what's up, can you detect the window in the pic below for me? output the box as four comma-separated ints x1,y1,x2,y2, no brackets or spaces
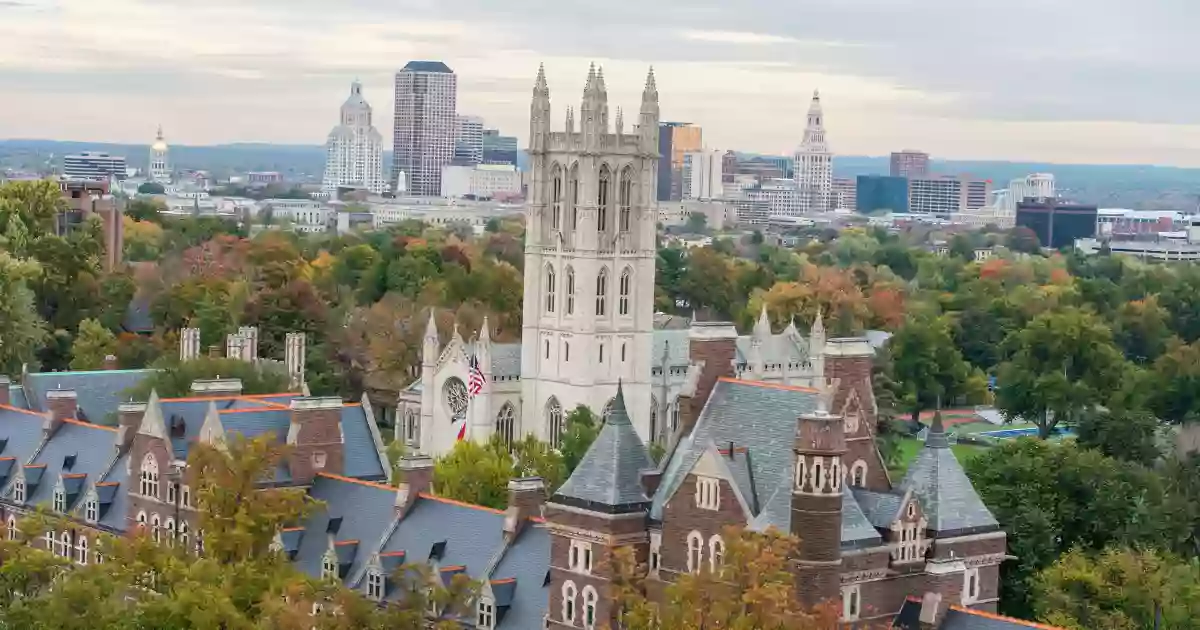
312,451,327,470
545,264,557,313
76,535,88,565
545,340,550,359
84,497,98,523
595,269,608,316
136,511,147,531
619,169,632,233
598,166,611,233
569,540,593,574
167,482,178,506
649,397,658,442
53,487,66,513
561,581,577,624
477,598,495,628
709,535,724,573
695,477,720,511
6,515,16,541
13,477,25,503
179,521,189,552
496,404,516,447
649,531,662,576
813,459,824,493
621,343,626,362
963,568,980,604
565,342,570,362
59,531,71,558
907,502,917,518
404,410,420,447
570,167,580,230
582,586,598,629
598,344,604,364
552,167,563,231
618,268,631,315
196,529,205,556
842,584,861,620
850,460,867,487
566,267,576,315
165,518,176,545
546,398,564,449
150,514,161,543
686,531,703,574
321,551,338,580
366,569,384,601
140,453,159,498
43,531,53,554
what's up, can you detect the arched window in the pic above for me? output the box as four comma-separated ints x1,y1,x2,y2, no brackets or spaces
53,487,66,512
565,342,571,362
135,511,147,532
686,531,704,574
619,267,632,315
595,268,608,316
404,409,420,447
582,585,598,629
670,401,680,434
496,403,516,447
13,476,24,503
650,396,658,442
545,264,556,313
619,167,633,233
150,514,162,543
59,531,71,558
597,166,611,233
140,453,159,498
165,518,176,545
178,521,190,552
367,569,385,601
850,460,868,487
843,584,862,620
85,496,99,523
569,165,580,230
709,535,725,573
546,398,564,448
322,550,338,580
6,515,16,541
561,581,577,624
565,267,576,315
551,165,563,230
76,535,89,565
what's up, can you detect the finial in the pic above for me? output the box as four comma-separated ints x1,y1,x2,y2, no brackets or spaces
534,63,548,94
596,65,606,92
615,107,624,133
585,62,596,92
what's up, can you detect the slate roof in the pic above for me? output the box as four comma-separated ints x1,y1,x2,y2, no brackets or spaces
553,383,654,514
26,420,120,509
6,385,29,410
25,369,156,425
899,413,999,537
733,334,810,366
489,525,550,629
852,488,904,529
295,475,397,581
841,488,884,548
651,330,692,368
402,60,454,73
893,599,1060,630
96,453,130,530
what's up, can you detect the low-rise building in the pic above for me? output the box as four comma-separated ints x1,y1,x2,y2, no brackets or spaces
440,164,522,200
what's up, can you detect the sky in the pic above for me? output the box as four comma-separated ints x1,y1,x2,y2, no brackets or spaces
2,0,1198,166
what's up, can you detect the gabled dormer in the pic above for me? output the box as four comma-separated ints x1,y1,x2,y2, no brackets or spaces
477,577,518,629
0,456,15,490
275,526,304,560
20,464,46,502
6,463,27,504
362,550,407,601
53,472,87,513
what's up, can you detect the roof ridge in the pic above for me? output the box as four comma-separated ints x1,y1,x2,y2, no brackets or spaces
62,417,118,432
417,492,506,515
715,377,819,394
316,472,396,493
948,606,1063,629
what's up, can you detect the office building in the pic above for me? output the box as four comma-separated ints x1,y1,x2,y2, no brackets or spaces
1016,199,1098,249
482,129,519,165
831,177,857,211
454,115,484,164
908,176,991,218
955,173,1056,229
681,149,724,200
149,126,171,184
58,179,122,271
440,163,521,199
889,150,930,178
793,90,833,212
856,175,910,214
657,122,702,201
721,151,738,183
63,152,127,182
247,172,283,185
322,80,386,195
392,61,457,196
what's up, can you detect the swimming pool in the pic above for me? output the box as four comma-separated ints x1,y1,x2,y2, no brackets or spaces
979,426,1074,440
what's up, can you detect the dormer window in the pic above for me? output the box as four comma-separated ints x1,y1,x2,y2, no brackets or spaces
53,487,66,512
366,569,384,601
13,476,25,503
321,550,338,580
85,497,98,523
695,477,720,511
477,598,495,629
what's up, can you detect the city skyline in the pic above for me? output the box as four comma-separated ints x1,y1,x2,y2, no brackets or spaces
2,0,1197,166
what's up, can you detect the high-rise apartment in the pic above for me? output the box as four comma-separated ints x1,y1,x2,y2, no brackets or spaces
907,175,992,218
322,81,386,195
63,152,127,182
889,150,930,178
793,90,832,212
682,149,724,200
454,115,484,165
831,177,857,211
656,122,702,201
481,128,519,165
392,61,457,196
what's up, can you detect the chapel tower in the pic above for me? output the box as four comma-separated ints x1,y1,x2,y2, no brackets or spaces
520,64,660,444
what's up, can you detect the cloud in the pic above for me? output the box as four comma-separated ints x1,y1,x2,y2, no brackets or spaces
2,0,1199,166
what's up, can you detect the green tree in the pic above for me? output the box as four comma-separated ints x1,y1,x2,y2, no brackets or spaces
1112,296,1173,364
126,198,165,222
69,318,118,370
1034,546,1200,630
0,253,48,375
484,217,501,233
136,182,166,195
684,212,709,235
434,437,528,510
996,308,1130,438
0,179,62,258
1075,407,1162,467
124,356,290,401
560,405,601,474
1150,341,1200,424
887,314,984,424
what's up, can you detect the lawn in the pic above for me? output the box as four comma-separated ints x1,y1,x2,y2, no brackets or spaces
888,437,989,479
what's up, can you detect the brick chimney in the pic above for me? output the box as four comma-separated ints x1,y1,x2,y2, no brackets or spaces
504,477,545,538
44,389,78,435
102,354,119,370
675,322,738,437
286,397,345,485
118,402,147,452
394,454,434,517
0,375,10,407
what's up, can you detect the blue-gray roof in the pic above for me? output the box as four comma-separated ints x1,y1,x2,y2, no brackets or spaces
6,385,28,410
97,453,130,530
841,488,884,548
25,369,155,425
295,475,396,581
0,407,50,499
733,334,810,367
402,60,453,73
26,421,119,509
377,495,507,586
489,343,521,378
490,525,550,629
940,608,1043,629
553,385,653,513
900,418,999,537
652,330,692,368
852,487,904,529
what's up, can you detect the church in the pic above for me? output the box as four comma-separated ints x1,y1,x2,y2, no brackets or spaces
397,65,830,455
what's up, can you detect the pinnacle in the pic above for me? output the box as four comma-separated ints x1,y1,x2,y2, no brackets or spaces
596,65,607,92
585,62,596,93
534,63,548,94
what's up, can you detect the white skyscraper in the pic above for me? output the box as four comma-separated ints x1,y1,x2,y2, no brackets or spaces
322,80,386,195
149,126,171,184
793,90,832,212
682,149,724,200
454,115,484,164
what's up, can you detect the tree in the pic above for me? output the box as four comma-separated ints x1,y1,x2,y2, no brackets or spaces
1075,407,1162,467
0,179,62,258
125,198,165,222
560,405,601,474
484,218,501,233
1112,296,1173,364
996,309,1130,438
1034,546,1200,630
0,253,48,375
965,440,1182,619
1006,226,1041,254
433,435,564,509
611,526,841,630
124,356,290,401
123,216,165,261
69,318,118,370
137,182,166,195
886,314,984,424
684,212,709,235
1150,341,1200,424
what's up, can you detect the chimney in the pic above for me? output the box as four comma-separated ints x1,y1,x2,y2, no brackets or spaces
285,332,307,391
286,397,345,485
118,402,147,451
394,454,434,517
208,345,221,358
504,477,545,538
0,375,10,407
190,378,244,398
44,389,78,435
675,322,738,436
919,592,944,628
102,355,119,370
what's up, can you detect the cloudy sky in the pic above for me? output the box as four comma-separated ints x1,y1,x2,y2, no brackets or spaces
2,0,1196,165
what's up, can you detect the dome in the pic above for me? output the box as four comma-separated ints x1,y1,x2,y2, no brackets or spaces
151,125,169,152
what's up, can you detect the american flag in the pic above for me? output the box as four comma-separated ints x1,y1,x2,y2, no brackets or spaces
468,354,486,397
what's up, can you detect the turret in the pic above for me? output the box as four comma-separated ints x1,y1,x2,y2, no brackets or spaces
638,67,660,154
422,309,440,367
530,64,551,152
790,390,846,608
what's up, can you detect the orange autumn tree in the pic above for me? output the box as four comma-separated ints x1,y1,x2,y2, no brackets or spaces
610,526,852,630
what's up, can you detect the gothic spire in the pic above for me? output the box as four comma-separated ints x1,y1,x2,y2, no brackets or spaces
534,62,548,96
584,62,596,95
479,315,491,344
925,409,948,449
642,66,658,102
812,306,825,336
424,308,438,341
754,304,771,339
595,65,607,94
615,107,624,134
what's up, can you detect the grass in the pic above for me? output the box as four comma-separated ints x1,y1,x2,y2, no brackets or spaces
888,436,990,479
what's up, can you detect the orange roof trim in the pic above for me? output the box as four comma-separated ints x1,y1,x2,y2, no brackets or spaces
0,456,15,461
717,377,819,394
490,577,516,584
417,492,506,516
0,403,46,418
439,564,466,572
949,606,1063,630
96,481,119,487
62,417,119,432
379,550,406,558
24,464,46,468
316,472,395,493
62,473,88,479
280,526,305,532
335,539,360,547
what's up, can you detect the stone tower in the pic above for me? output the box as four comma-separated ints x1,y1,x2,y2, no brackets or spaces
520,64,660,444
149,125,171,185
793,90,832,213
790,394,846,608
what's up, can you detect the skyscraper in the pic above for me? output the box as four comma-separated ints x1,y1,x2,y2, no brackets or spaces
149,126,171,185
322,80,386,195
454,115,484,165
392,61,457,196
481,129,519,165
682,149,724,200
63,152,127,182
793,91,832,212
656,122,702,201
889,150,930,178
